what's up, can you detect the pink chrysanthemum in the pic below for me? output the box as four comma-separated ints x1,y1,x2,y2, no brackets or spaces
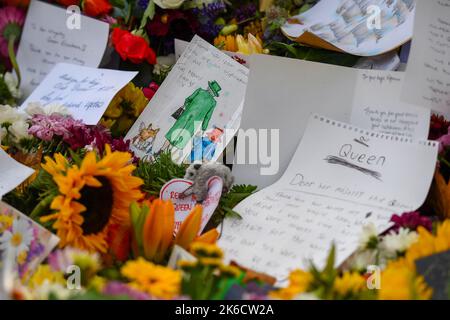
0,6,25,58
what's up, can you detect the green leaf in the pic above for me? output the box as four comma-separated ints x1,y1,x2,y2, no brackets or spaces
139,0,155,31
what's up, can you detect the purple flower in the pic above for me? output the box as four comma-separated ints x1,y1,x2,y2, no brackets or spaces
102,282,152,300
390,212,433,232
235,3,257,23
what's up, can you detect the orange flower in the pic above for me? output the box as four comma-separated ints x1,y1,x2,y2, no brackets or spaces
175,205,203,250
142,200,175,262
195,229,219,244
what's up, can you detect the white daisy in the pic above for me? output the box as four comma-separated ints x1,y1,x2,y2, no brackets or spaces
380,228,418,259
0,217,34,259
358,223,379,250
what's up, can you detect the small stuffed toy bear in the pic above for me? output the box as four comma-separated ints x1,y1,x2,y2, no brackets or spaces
181,163,234,203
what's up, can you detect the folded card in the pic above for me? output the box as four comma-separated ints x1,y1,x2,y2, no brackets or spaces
0,149,34,199
0,201,59,282
282,0,415,56
232,55,430,188
125,35,248,164
401,0,450,119
20,63,138,125
16,0,109,98
220,114,438,283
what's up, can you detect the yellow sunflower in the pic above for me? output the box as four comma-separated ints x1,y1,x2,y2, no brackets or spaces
41,145,143,253
379,263,432,300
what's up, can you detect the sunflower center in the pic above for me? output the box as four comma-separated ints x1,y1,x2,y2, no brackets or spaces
11,233,23,247
79,176,114,235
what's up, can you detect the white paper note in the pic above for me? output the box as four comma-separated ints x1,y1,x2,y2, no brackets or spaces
0,149,34,198
352,70,430,139
16,0,109,98
126,36,248,164
401,0,450,118
282,0,415,56
232,55,430,188
20,63,138,125
220,114,438,282
174,38,250,67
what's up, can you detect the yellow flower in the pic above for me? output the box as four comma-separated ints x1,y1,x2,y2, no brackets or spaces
219,265,242,278
333,272,366,297
190,242,223,259
177,260,198,269
269,269,313,300
379,264,432,300
17,250,28,265
102,83,148,134
28,265,65,289
0,214,13,232
121,257,181,299
198,257,223,267
41,145,143,253
88,276,107,292
214,35,238,52
403,220,450,267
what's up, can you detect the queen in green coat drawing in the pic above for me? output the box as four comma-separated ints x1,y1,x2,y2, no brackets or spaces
165,81,222,150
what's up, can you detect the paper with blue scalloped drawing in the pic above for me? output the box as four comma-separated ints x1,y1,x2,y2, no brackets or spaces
220,114,438,284
282,0,415,56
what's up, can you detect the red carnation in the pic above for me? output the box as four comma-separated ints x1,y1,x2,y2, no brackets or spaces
112,28,157,65
83,0,112,17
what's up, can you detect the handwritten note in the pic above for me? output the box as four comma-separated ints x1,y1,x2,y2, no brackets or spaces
232,55,430,189
126,36,248,164
402,0,450,119
220,114,438,283
16,0,109,98
352,70,430,140
0,149,34,198
20,63,138,125
175,38,249,67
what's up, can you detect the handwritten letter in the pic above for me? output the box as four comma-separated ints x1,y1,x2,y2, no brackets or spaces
352,70,430,140
220,114,438,282
20,63,138,125
402,0,450,118
16,0,109,98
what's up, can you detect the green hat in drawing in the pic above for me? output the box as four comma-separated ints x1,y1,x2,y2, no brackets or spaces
208,81,222,97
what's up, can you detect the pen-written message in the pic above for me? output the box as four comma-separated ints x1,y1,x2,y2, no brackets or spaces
402,0,450,118
352,70,430,140
20,63,137,125
16,0,109,97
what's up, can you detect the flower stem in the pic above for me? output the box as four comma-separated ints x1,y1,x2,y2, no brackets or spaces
29,194,54,221
8,35,21,87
